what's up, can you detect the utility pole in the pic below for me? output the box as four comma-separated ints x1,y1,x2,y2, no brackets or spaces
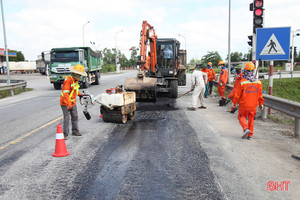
227,0,231,83
1,0,13,95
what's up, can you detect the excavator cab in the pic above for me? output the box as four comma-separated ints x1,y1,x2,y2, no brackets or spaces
155,39,180,77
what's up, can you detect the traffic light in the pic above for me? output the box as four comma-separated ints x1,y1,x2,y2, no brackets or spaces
248,35,253,47
253,0,264,33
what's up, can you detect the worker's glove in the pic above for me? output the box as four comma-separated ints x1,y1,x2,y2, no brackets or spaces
219,83,223,87
67,105,73,111
259,105,264,110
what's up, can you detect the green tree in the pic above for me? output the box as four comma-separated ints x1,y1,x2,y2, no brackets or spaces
189,58,201,65
102,48,116,65
119,52,130,68
295,50,300,62
226,51,243,62
129,46,138,67
201,51,222,67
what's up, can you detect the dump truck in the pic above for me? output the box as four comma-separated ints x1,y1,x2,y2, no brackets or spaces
177,49,187,86
47,47,102,90
124,20,185,102
36,52,50,75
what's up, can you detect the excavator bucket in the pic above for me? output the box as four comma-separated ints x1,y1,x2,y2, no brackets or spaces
124,72,157,102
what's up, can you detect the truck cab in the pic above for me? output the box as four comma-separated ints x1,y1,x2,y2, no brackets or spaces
49,47,102,90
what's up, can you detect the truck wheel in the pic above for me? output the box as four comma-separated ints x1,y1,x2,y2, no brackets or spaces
128,112,135,120
53,83,61,90
82,76,89,88
95,71,101,85
169,80,178,98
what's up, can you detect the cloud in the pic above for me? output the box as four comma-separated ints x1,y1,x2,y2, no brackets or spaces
1,0,300,63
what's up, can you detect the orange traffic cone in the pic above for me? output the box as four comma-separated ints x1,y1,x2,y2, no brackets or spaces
52,123,69,157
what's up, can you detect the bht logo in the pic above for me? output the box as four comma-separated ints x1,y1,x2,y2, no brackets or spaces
267,181,290,191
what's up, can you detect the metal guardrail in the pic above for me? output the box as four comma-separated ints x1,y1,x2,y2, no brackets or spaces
0,80,27,95
213,81,300,138
259,71,300,79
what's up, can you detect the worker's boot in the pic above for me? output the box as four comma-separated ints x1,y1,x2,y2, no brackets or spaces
188,107,196,111
72,132,82,136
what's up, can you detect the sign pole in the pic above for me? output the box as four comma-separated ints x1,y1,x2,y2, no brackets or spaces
268,60,274,115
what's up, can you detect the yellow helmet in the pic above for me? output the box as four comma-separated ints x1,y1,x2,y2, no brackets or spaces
70,64,87,76
208,62,212,65
218,61,225,65
244,62,255,71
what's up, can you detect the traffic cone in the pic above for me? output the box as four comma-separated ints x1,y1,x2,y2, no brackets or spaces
52,123,69,157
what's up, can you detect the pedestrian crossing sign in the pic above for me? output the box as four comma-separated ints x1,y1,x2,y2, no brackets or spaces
256,27,291,61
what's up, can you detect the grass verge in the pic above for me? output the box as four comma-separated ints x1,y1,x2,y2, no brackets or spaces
260,78,300,103
0,88,33,99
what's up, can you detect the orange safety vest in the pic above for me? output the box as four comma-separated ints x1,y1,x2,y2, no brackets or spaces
233,79,264,111
209,68,216,81
228,72,244,99
218,67,228,85
60,76,82,106
201,68,211,81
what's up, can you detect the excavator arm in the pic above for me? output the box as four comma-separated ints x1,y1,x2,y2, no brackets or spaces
124,20,158,102
138,20,157,74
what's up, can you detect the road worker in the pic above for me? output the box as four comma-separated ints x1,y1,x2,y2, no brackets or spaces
207,62,216,95
232,62,264,140
188,64,208,111
60,64,86,140
218,61,228,102
201,63,210,98
228,65,244,112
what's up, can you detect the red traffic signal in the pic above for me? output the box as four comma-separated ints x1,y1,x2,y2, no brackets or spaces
253,0,264,33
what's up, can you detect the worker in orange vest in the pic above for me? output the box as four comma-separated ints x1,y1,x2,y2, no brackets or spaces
207,62,216,95
201,63,211,98
233,62,264,140
218,61,228,100
60,64,86,140
228,65,244,112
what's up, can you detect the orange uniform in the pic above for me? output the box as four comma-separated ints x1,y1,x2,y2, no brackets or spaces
209,68,216,82
218,67,228,98
233,79,264,137
228,72,244,100
60,76,82,107
201,68,210,79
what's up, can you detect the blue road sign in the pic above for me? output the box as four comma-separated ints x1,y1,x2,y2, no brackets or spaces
256,27,290,61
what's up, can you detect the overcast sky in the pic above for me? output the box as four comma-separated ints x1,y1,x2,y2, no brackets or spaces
1,0,300,62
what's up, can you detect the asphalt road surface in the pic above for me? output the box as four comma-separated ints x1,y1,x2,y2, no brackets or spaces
0,71,299,200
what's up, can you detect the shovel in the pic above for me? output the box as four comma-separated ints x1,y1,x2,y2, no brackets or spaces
167,89,193,107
